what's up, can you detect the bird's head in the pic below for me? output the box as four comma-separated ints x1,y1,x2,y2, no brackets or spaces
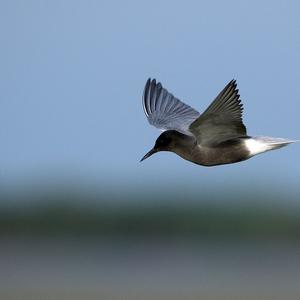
140,131,173,162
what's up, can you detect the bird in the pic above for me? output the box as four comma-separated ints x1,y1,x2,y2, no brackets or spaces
140,78,297,167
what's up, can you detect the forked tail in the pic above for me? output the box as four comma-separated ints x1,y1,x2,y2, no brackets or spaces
245,136,298,156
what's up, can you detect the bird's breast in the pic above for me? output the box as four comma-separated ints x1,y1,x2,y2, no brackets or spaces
188,139,250,166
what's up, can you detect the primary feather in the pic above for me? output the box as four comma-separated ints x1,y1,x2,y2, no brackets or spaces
143,78,200,135
189,80,247,146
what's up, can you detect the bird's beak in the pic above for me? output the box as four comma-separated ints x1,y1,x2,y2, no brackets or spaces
140,148,157,162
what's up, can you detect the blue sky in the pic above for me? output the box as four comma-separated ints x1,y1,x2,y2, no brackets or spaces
1,1,299,196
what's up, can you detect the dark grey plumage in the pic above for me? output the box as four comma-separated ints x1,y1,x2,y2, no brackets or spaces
143,78,200,135
141,78,295,166
189,79,247,146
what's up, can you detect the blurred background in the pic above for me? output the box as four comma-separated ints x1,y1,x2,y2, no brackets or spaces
1,0,300,299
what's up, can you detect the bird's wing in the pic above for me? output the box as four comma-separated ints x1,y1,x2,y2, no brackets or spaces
189,80,247,146
143,78,200,135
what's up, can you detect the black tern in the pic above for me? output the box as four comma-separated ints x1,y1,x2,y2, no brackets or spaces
141,78,296,166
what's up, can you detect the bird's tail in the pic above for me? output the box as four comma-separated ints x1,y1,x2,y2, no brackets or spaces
252,136,298,151
244,136,297,156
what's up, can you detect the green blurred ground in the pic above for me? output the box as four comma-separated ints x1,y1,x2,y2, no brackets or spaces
1,187,300,300
1,187,300,239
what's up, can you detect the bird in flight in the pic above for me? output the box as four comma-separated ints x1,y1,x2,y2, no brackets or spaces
141,78,296,166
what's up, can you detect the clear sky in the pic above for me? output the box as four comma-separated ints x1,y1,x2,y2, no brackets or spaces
1,1,299,197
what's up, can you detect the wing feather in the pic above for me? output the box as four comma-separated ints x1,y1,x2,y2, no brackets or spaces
189,80,247,146
142,78,200,135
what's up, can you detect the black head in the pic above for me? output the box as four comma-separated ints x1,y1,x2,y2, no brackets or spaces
140,131,173,162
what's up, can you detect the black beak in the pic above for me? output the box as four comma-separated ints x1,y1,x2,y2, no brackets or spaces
140,148,157,162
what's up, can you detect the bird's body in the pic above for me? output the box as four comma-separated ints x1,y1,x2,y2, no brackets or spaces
141,79,296,167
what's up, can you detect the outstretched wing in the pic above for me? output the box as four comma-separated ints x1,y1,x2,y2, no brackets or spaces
143,78,200,135
189,80,247,146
